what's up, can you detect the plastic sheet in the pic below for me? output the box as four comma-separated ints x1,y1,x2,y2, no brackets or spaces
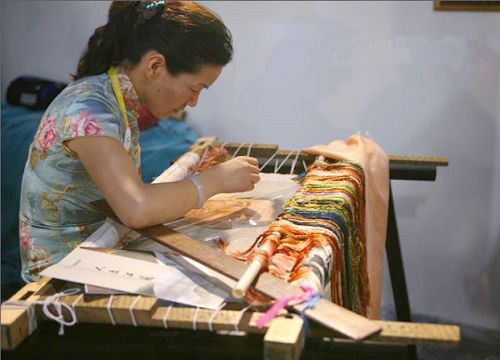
126,173,301,255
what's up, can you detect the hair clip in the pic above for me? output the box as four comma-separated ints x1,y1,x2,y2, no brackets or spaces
136,0,165,27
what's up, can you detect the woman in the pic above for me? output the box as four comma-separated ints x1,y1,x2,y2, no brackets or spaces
19,1,260,282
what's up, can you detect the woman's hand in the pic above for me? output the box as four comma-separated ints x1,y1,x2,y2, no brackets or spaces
202,156,260,194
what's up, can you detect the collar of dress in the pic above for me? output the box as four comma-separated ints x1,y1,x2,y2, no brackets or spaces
115,66,142,120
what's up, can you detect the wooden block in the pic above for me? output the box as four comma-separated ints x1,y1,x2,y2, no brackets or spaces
1,307,30,350
1,277,54,350
264,315,304,360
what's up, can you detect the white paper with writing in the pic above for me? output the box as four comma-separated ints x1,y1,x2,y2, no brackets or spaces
41,247,229,309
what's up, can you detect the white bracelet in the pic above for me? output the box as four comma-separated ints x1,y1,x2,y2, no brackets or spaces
185,175,205,208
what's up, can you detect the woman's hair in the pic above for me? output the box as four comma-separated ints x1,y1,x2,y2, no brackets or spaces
73,1,233,80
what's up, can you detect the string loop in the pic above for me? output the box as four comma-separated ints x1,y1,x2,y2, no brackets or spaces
256,283,318,329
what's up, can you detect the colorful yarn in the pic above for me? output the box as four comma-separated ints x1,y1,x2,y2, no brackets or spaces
190,147,370,315
193,145,231,173
232,158,370,315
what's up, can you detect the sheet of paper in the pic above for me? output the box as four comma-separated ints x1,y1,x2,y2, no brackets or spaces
125,239,239,294
210,172,300,200
41,247,229,309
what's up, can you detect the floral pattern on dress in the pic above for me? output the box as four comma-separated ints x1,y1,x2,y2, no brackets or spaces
19,221,32,253
28,246,52,278
70,110,103,137
30,114,58,170
34,114,58,152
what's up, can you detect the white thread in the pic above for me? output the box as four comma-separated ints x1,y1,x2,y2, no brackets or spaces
208,302,226,332
192,306,200,331
274,158,279,173
234,304,252,332
246,143,253,156
107,295,116,326
163,304,173,329
220,141,228,151
302,160,308,173
275,151,294,174
129,295,141,327
2,301,37,335
42,288,80,335
71,293,84,323
290,151,300,175
259,151,278,172
231,143,247,159
4,288,80,336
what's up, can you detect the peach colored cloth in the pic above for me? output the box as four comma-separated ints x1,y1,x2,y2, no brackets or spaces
303,135,389,319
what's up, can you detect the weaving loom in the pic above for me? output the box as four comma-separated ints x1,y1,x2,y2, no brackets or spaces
1,141,457,360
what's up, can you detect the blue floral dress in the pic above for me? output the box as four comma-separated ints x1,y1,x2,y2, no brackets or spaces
19,68,142,282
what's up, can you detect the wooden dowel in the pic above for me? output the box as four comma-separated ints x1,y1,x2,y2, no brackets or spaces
232,259,263,298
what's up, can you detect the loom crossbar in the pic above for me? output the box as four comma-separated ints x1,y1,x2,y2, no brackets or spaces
1,277,460,353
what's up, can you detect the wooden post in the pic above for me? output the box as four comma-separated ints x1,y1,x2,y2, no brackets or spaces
264,315,304,360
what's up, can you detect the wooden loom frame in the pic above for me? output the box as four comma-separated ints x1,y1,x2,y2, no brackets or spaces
1,144,455,360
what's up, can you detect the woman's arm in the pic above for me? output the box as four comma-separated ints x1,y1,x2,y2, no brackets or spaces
68,136,259,229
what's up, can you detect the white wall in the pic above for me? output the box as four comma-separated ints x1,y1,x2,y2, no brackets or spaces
2,1,499,330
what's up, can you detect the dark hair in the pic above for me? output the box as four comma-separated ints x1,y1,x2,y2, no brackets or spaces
73,1,233,80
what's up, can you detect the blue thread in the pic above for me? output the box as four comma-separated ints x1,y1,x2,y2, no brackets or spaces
299,292,321,335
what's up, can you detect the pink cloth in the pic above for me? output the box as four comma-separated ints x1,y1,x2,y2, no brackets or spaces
303,135,389,319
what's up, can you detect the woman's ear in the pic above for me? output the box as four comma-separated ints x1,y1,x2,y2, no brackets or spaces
143,51,167,80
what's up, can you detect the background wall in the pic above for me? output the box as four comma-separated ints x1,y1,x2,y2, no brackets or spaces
1,1,499,330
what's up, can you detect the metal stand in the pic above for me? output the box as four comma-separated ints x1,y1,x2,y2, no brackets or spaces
386,164,440,360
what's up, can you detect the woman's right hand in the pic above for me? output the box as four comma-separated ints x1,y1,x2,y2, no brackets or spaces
206,156,260,194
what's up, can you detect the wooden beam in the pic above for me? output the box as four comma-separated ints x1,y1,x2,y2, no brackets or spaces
215,142,448,167
91,200,382,341
1,277,460,351
434,0,500,12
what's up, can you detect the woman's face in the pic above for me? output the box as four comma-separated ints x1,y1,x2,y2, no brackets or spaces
136,55,223,119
